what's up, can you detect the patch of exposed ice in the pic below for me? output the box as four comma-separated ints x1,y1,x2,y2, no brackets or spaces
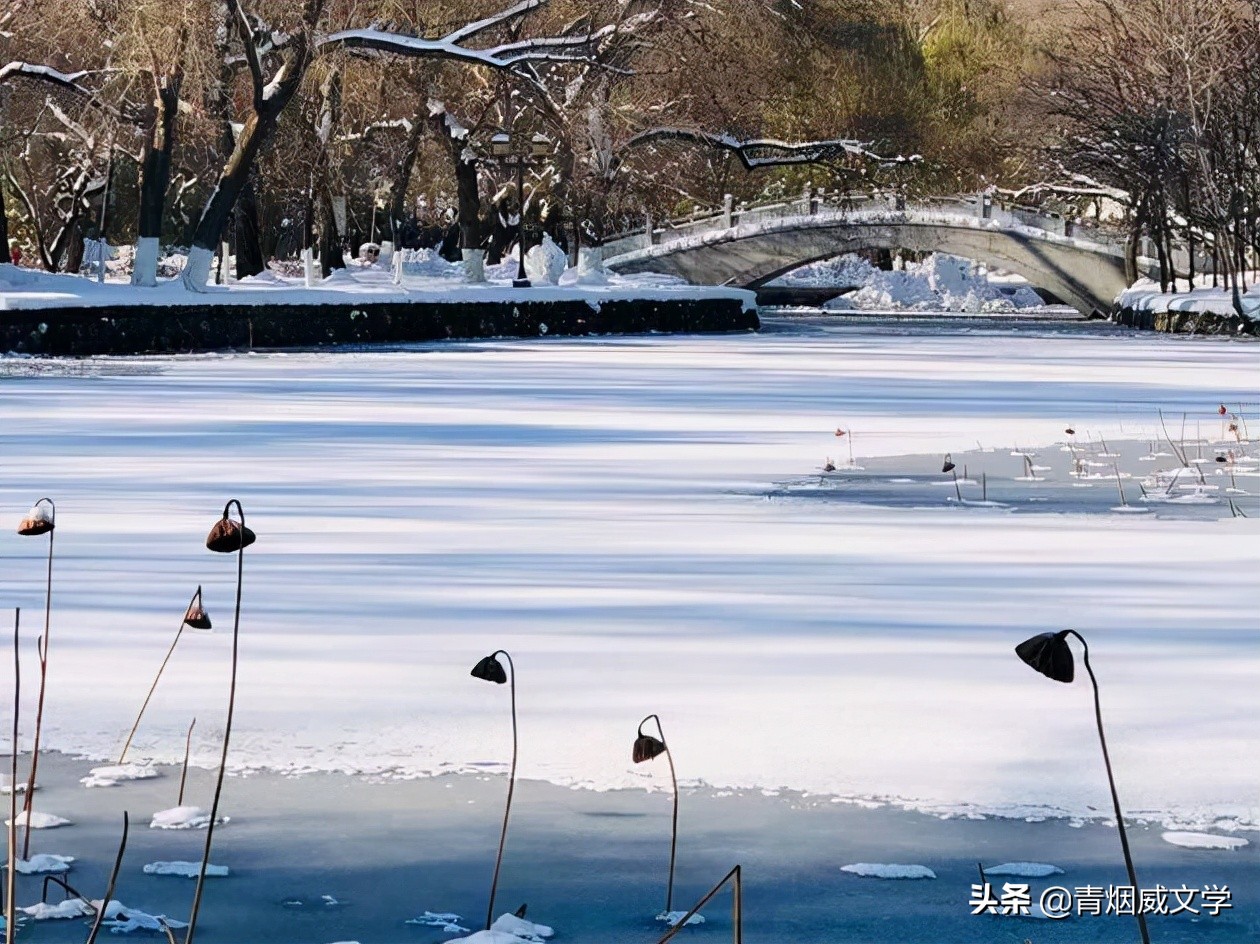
142,861,230,878
841,863,936,879
984,862,1065,877
1162,831,1248,850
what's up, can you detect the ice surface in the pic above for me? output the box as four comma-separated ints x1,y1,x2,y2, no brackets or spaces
406,911,470,932
657,910,706,926
841,863,937,879
1161,831,1249,850
0,315,1256,831
142,860,230,877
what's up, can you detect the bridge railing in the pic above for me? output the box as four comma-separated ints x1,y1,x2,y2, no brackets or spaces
600,191,1140,261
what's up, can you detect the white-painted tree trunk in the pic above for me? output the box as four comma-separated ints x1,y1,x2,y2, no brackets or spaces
303,247,316,287
131,237,160,287
180,246,215,292
462,248,485,283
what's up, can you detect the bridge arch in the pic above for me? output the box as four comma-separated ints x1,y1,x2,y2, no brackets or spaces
606,213,1136,315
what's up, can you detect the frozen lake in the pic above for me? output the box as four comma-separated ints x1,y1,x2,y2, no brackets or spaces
0,313,1256,882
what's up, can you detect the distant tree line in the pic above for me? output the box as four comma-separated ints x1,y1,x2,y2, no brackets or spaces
12,0,1251,303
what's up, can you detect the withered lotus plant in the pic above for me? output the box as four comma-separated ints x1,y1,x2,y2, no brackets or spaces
186,501,251,944
16,498,55,859
633,714,680,915
118,587,211,765
470,649,517,931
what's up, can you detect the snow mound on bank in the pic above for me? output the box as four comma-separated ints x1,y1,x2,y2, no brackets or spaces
788,253,1049,312
6,810,71,828
984,862,1065,877
143,861,230,878
841,862,936,879
1162,831,1248,850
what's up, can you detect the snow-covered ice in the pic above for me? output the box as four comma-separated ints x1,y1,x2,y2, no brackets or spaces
81,764,160,788
1161,831,1249,850
5,810,71,828
19,898,95,919
92,900,189,933
12,853,75,874
142,860,230,877
0,315,1256,832
841,863,937,879
983,861,1065,877
656,910,705,927
406,911,470,932
150,805,227,829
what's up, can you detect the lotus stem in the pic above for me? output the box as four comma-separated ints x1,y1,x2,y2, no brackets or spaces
178,719,196,807
118,588,204,765
186,502,247,944
21,505,55,860
5,610,20,942
84,812,128,944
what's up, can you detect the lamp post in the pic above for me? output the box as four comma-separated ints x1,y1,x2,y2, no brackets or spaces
1014,629,1150,944
633,714,680,916
471,649,517,931
490,131,552,288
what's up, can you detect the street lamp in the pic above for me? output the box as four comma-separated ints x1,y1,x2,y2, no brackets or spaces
490,131,552,288
633,714,680,916
471,649,517,930
1014,629,1149,944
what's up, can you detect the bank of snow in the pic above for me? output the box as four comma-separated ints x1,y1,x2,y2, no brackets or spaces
1118,276,1260,319
0,260,754,313
773,252,1050,313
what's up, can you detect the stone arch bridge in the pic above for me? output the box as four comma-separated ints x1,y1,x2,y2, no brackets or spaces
604,196,1159,315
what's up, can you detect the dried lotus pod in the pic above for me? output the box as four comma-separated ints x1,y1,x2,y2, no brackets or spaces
183,591,212,631
205,516,256,553
941,453,956,473
17,500,55,536
633,733,667,764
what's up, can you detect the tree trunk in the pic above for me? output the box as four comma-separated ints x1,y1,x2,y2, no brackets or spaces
234,174,266,278
0,177,10,264
132,78,181,286
454,154,480,251
388,116,425,245
318,187,344,277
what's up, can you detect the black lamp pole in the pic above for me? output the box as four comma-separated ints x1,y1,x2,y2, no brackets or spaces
633,714,679,914
1015,629,1150,944
512,157,529,287
471,649,517,931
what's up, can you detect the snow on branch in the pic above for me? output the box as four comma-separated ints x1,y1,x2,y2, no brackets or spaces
319,0,601,69
612,128,919,175
0,61,142,125
998,172,1128,203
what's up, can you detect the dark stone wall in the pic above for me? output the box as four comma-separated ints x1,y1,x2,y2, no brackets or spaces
1,298,760,356
1112,306,1257,336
